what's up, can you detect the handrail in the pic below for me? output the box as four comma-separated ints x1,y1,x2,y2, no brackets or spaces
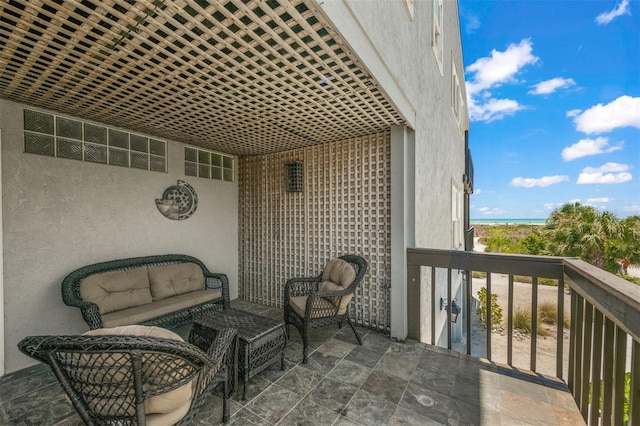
563,257,640,342
406,247,640,426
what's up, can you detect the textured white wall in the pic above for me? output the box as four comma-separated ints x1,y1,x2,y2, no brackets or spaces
321,0,468,249
320,0,469,340
1,99,238,373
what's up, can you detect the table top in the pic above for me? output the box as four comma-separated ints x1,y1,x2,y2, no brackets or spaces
194,308,284,341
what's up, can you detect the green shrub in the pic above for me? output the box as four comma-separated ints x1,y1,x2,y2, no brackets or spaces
513,307,531,333
472,271,487,279
476,287,503,327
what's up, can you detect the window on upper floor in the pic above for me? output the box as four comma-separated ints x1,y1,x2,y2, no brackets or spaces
432,0,444,75
451,59,465,131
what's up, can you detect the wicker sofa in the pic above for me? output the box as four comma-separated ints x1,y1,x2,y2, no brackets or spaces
61,254,230,330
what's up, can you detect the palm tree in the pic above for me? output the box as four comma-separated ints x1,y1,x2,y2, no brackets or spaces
541,203,624,272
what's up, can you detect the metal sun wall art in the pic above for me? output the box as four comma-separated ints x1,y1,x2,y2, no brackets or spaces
156,180,198,220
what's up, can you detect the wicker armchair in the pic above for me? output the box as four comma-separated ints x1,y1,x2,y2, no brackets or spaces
284,254,368,363
18,325,238,425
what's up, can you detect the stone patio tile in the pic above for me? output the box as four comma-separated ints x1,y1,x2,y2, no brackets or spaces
245,384,303,424
307,377,359,413
452,375,500,410
410,365,455,396
334,325,369,345
0,382,76,425
361,369,408,404
231,375,272,403
499,373,550,403
327,359,372,387
275,365,323,396
552,404,585,425
227,407,273,425
333,416,365,426
315,338,356,359
399,381,452,424
499,390,558,426
191,394,243,425
375,347,421,381
546,386,579,408
345,344,386,368
303,350,342,374
343,390,397,425
258,359,296,383
362,331,393,352
388,406,443,425
284,341,303,363
278,398,340,426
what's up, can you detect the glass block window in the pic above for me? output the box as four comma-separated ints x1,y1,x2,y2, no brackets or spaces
185,146,235,182
23,109,166,173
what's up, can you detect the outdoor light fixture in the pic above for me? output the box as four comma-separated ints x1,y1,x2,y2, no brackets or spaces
440,298,461,323
286,161,304,192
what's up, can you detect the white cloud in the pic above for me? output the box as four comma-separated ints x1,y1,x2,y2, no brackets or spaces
544,202,564,210
572,96,640,134
577,162,633,184
529,78,576,95
596,0,631,25
469,98,523,122
466,39,539,122
566,109,581,118
477,207,508,216
586,197,612,204
561,137,623,161
511,175,570,188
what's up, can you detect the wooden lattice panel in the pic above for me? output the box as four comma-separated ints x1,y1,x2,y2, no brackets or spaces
239,131,391,331
0,0,404,156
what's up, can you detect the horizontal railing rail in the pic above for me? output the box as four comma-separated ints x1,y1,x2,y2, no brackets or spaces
407,248,639,426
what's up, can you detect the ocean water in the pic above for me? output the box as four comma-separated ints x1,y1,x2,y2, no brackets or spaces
471,218,546,225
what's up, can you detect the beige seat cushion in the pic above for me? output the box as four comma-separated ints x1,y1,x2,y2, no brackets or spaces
148,263,205,301
101,289,221,328
289,295,339,319
80,267,152,314
84,325,194,424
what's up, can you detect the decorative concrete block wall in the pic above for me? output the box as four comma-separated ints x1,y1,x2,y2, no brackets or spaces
239,131,391,331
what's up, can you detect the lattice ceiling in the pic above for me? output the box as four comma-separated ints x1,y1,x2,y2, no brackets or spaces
0,0,404,156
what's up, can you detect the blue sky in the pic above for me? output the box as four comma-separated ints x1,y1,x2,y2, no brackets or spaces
459,0,640,219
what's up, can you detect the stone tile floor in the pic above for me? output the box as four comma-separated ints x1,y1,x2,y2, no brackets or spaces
0,299,584,425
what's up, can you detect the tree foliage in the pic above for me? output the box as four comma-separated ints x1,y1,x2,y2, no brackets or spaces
524,203,640,274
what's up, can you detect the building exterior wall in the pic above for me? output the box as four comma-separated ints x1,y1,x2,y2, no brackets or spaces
0,99,239,373
320,0,469,341
238,132,391,331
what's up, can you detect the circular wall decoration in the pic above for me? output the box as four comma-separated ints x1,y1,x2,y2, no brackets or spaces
155,180,198,220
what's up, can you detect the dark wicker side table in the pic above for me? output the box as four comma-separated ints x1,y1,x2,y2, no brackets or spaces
189,308,287,400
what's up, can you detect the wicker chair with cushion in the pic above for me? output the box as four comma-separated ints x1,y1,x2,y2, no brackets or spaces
284,254,368,363
18,325,238,425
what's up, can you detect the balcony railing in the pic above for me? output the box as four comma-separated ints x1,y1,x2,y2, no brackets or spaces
407,248,640,426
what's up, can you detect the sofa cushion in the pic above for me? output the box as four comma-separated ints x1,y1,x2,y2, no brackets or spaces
84,325,194,421
148,263,205,301
321,258,356,289
80,267,152,314
101,289,222,328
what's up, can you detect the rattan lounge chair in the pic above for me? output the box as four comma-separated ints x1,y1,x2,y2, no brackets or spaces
284,254,368,363
18,325,238,425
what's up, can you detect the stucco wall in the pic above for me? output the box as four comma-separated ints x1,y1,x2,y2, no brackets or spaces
1,99,239,373
320,0,469,341
321,0,468,250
